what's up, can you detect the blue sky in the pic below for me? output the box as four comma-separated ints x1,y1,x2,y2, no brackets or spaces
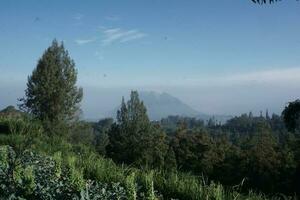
1,0,300,117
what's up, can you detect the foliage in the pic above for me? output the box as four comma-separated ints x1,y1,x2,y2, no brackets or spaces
107,91,168,168
125,173,137,200
93,118,113,155
171,128,217,175
19,39,83,135
0,145,128,200
1,114,290,200
0,115,43,136
69,121,95,146
159,115,204,134
163,146,177,171
282,99,300,132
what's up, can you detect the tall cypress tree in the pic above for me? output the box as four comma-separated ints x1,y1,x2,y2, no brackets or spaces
19,39,83,135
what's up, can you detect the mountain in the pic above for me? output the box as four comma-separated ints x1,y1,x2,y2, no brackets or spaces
108,91,201,121
139,91,201,120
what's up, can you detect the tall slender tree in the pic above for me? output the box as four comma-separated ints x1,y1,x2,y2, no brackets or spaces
107,91,167,168
19,39,83,135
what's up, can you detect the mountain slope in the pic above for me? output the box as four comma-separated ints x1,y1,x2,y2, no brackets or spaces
108,91,200,120
139,91,200,120
107,91,232,122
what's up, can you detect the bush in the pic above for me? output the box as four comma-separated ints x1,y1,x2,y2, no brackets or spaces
0,145,128,200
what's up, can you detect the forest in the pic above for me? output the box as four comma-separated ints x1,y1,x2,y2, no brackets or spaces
0,40,300,200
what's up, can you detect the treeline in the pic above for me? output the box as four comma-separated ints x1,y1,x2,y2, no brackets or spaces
2,39,299,198
90,93,300,196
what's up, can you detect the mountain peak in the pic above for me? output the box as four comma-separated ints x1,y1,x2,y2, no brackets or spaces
137,91,199,120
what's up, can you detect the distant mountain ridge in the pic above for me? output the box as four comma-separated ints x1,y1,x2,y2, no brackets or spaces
108,91,232,122
139,91,199,120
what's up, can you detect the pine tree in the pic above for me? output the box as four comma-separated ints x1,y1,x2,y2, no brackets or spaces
19,39,83,135
107,91,167,168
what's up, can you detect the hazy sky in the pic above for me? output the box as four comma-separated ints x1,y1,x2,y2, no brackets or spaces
0,0,300,118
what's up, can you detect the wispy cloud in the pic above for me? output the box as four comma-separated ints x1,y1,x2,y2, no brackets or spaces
101,28,147,46
74,13,84,20
75,38,96,45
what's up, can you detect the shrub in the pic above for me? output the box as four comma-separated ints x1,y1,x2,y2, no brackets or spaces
0,145,131,199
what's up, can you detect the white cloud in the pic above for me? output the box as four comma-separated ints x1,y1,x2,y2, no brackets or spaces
101,28,147,46
120,32,146,42
74,27,147,46
75,38,96,45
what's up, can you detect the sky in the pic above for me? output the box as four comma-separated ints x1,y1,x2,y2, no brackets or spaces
0,0,300,119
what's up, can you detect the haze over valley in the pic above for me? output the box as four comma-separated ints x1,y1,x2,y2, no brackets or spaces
1,73,299,120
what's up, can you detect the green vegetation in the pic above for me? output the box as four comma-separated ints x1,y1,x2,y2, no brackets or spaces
0,116,286,200
18,40,83,135
107,91,168,168
1,40,299,199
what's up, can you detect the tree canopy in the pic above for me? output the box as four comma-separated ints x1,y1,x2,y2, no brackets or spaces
107,91,167,168
282,100,300,132
19,39,83,135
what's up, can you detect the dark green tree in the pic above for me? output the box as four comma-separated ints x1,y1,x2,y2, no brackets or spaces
242,130,281,193
172,126,217,175
69,121,94,145
107,91,167,168
281,102,300,194
164,146,177,171
282,100,300,132
93,118,114,155
19,39,83,135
